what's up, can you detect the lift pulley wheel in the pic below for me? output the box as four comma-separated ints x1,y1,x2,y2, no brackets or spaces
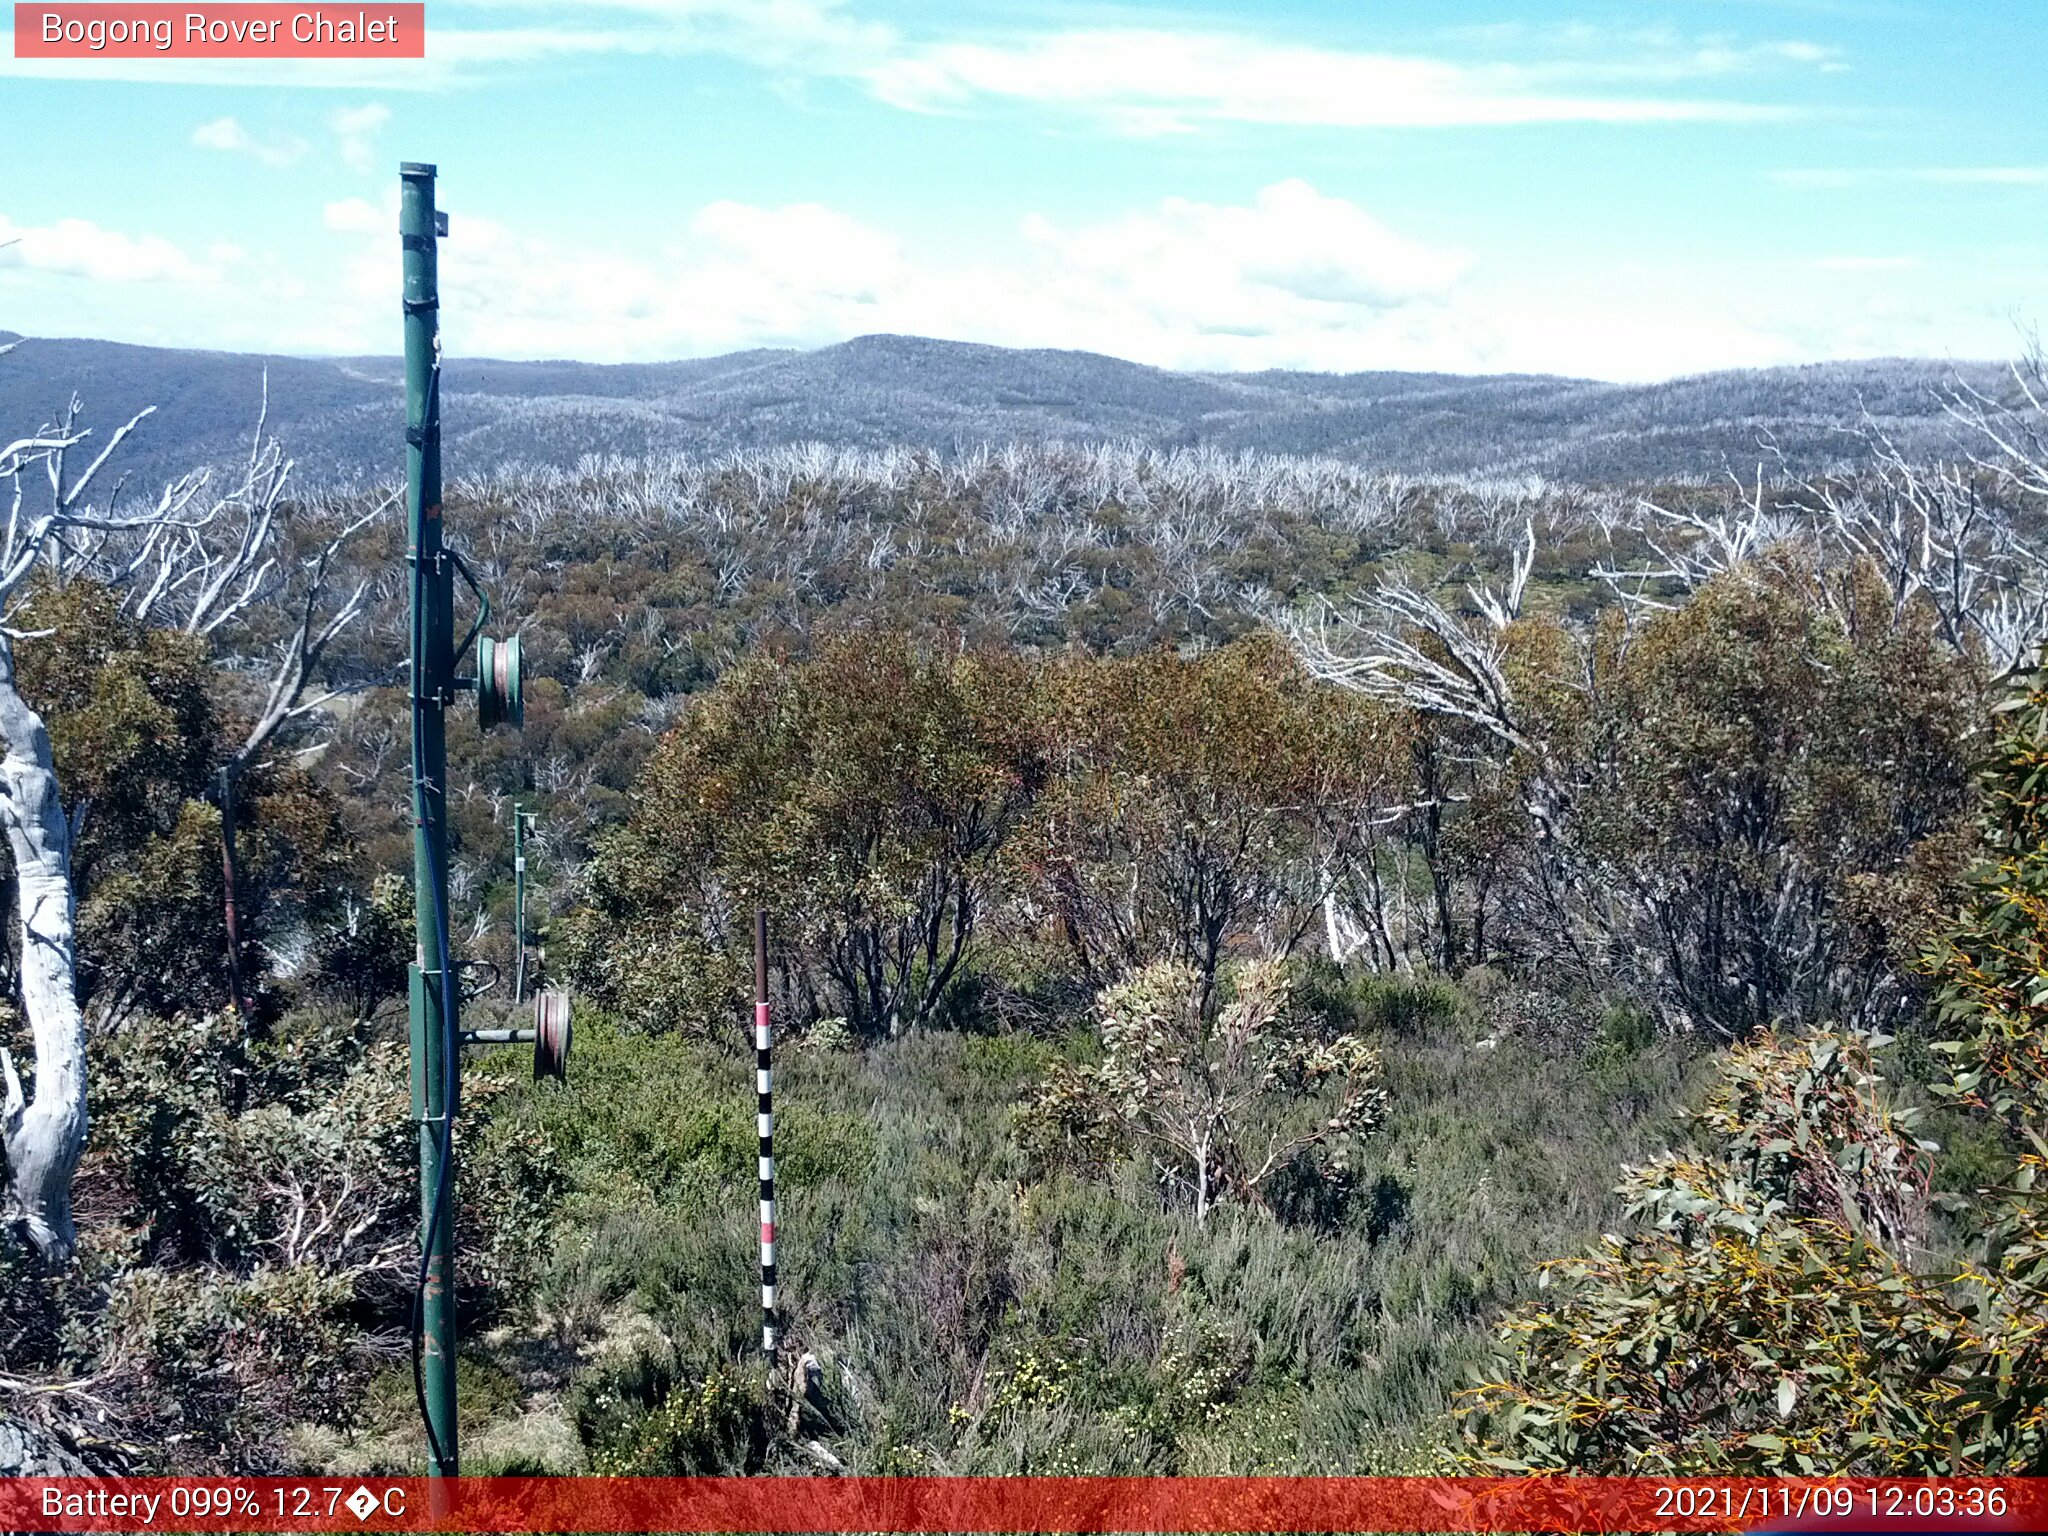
478,634,524,730
534,989,572,1082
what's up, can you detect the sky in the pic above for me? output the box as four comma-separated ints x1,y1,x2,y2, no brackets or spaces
0,0,2043,381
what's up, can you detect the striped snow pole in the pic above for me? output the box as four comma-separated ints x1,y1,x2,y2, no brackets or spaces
754,908,778,1359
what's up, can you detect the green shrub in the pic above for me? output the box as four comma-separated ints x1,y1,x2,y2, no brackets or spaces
22,1004,566,1471
95,1262,370,1472
1585,997,1656,1068
1354,975,1467,1036
1017,960,1387,1223
570,1352,762,1475
485,1011,1708,1477
308,872,412,1021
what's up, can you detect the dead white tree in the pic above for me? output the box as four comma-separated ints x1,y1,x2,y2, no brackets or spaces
0,377,391,1253
0,396,201,1257
118,385,395,746
1469,518,1536,630
1595,359,2048,671
1787,426,2048,671
1591,462,1799,609
1275,568,1564,975
90,394,396,1022
1945,347,2048,502
1285,577,1536,759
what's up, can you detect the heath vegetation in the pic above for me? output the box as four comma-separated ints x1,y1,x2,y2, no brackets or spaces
2,345,2046,1476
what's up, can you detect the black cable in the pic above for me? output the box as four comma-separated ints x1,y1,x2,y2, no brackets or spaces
408,353,460,1474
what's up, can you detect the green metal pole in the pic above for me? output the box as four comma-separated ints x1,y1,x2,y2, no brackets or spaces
513,806,527,1005
401,160,459,1479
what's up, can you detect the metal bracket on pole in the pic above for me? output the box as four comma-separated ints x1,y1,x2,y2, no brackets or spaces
461,1028,536,1046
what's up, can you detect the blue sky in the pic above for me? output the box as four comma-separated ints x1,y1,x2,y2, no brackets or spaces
1,0,2043,379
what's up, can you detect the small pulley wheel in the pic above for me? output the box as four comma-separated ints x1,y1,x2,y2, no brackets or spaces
478,633,524,730
534,989,572,1081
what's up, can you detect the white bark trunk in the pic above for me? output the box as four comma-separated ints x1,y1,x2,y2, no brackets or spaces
0,633,85,1260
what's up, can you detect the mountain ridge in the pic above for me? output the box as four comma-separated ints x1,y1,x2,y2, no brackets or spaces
0,330,2007,488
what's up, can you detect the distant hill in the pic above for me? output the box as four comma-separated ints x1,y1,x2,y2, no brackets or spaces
0,330,2007,489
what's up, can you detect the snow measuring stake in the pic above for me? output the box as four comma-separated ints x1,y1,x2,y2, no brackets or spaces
402,162,564,1478
756,909,778,1359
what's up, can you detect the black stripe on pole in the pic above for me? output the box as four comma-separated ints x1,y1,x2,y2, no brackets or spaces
755,908,777,1359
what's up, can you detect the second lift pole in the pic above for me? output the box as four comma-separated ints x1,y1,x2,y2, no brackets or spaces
514,806,534,1004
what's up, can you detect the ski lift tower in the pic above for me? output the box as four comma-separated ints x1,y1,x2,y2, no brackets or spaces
400,161,567,1478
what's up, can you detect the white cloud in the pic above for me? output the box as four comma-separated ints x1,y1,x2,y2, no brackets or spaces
1009,181,1468,352
25,171,2003,381
191,116,307,167
1493,27,1846,83
286,178,2004,381
414,0,893,76
862,28,1793,132
690,200,904,303
1764,40,1837,65
0,214,222,283
299,179,1479,371
1679,38,1844,73
323,196,391,234
6,7,1815,135
0,55,446,87
345,196,910,356
330,103,391,171
1457,293,1814,381
189,117,245,151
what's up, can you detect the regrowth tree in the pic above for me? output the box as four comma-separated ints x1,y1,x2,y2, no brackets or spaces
1018,959,1388,1224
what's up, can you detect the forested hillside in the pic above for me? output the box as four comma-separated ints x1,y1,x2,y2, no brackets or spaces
2,347,2046,1477
0,329,2011,490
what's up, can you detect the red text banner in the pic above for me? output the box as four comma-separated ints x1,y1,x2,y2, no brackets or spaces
14,4,425,58
0,1476,2039,1533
